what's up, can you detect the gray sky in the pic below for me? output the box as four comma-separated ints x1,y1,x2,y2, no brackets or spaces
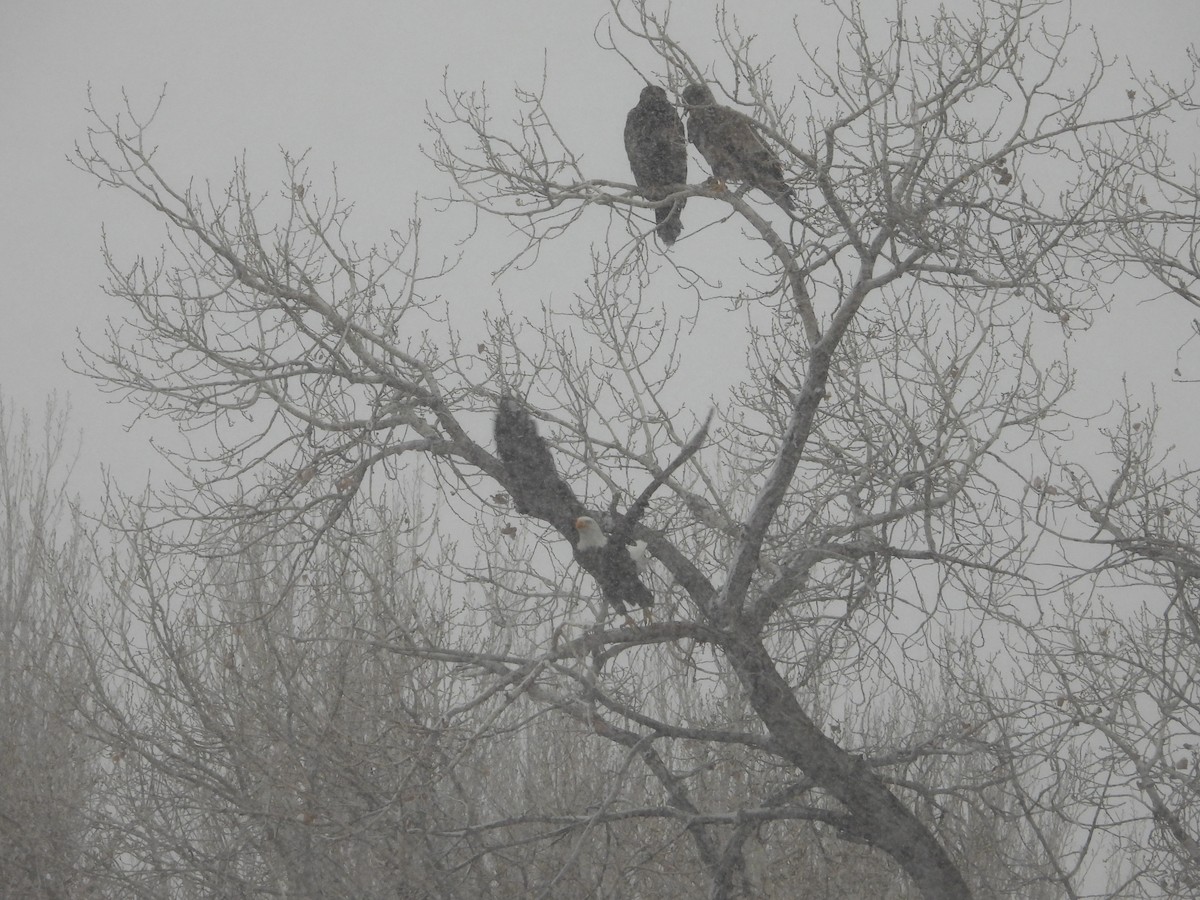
1,1,1197,498
1,0,603,493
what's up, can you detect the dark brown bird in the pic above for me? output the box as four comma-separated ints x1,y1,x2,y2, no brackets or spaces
681,82,795,211
624,85,688,245
493,394,583,534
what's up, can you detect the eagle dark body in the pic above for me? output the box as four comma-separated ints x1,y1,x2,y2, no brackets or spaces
624,85,688,245
681,83,795,212
577,548,652,615
493,395,583,534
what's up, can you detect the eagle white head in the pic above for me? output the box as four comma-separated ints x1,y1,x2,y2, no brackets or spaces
574,516,609,550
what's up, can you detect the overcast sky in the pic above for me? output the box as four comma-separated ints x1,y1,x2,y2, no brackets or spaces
1,1,1197,501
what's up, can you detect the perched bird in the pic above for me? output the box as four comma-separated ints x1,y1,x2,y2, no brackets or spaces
574,516,654,619
493,394,583,534
624,85,689,245
493,394,691,623
681,82,795,211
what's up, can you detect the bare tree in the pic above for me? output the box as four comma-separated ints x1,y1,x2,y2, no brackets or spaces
72,507,478,898
964,396,1200,897
0,394,98,898
70,1,1200,896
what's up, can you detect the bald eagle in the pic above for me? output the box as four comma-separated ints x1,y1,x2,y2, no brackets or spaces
493,398,654,621
574,516,654,619
493,397,717,624
624,85,688,245
681,83,795,211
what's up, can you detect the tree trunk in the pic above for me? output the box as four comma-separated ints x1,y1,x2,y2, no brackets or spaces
721,625,973,900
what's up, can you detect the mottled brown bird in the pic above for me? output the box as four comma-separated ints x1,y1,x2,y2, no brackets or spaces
624,85,688,245
681,82,795,211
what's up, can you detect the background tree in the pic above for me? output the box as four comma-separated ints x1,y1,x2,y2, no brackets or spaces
72,506,477,897
69,1,1200,896
0,394,98,898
